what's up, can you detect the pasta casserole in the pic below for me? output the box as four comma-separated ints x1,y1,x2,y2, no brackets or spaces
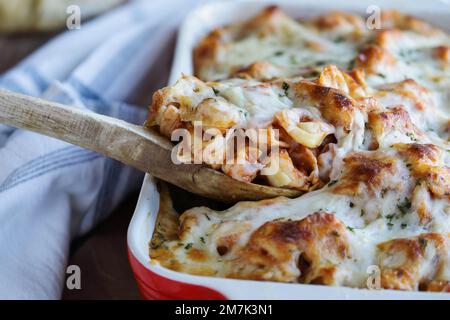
147,6,450,292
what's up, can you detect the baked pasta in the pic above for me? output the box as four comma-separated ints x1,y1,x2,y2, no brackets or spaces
148,7,450,292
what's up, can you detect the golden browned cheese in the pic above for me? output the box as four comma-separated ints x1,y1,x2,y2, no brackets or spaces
228,212,349,284
424,280,450,292
377,233,448,291
316,65,367,101
375,79,434,112
354,45,397,75
292,80,361,130
150,185,182,271
193,28,225,80
368,106,424,148
433,46,450,64
379,10,442,35
415,166,450,199
395,143,450,199
312,11,366,35
394,143,441,170
332,152,398,197
231,61,281,81
194,5,292,80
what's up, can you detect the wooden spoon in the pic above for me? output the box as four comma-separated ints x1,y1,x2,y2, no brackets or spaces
0,89,301,202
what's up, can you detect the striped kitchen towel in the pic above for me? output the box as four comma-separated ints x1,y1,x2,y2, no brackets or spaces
0,0,203,299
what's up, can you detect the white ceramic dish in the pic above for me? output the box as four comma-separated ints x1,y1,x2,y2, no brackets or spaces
127,0,450,300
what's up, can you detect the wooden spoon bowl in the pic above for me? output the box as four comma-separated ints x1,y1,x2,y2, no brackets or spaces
0,89,301,202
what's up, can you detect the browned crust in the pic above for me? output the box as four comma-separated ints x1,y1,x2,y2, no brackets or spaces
376,79,434,111
368,105,423,146
229,212,349,284
394,143,441,165
433,45,450,63
380,10,442,35
313,11,365,31
231,61,280,81
415,166,450,199
293,80,361,129
395,143,450,199
193,28,225,78
193,5,292,79
424,280,450,292
332,152,397,196
354,44,396,76
377,233,447,291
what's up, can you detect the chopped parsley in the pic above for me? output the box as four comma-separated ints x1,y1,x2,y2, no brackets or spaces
397,198,412,216
406,132,418,142
328,180,338,187
274,50,284,56
282,82,290,96
150,230,166,249
238,108,249,117
385,214,395,221
212,88,220,95
385,214,396,229
349,202,354,208
401,223,408,229
346,226,355,233
205,213,211,221
200,237,205,244
184,243,193,250
360,209,365,217
154,230,165,242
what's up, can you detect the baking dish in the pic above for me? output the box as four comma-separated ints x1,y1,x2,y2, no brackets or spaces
127,0,450,299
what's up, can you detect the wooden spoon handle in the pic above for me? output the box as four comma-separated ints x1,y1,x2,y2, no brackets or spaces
0,88,173,169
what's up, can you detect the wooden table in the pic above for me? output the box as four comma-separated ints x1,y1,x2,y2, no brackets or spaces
0,33,141,300
62,193,141,300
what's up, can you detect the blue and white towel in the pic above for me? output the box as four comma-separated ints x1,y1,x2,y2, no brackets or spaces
0,0,203,299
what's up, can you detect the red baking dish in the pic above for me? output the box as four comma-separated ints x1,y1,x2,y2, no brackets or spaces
127,0,450,300
128,248,226,300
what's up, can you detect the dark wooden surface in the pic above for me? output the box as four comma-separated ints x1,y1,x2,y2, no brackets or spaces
62,192,141,300
0,33,141,300
0,34,55,73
